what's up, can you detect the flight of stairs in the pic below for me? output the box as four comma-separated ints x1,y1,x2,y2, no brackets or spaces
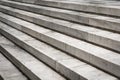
0,51,28,80
0,0,120,80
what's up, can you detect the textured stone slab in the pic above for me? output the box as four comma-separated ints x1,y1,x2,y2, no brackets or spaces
0,52,27,80
6,0,120,17
0,6,120,53
0,16,120,79
0,23,118,80
0,35,66,80
1,0,120,33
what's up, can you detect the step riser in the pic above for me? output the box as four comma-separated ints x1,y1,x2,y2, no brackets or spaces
0,46,40,80
0,17,120,78
0,36,67,80
6,0,120,17
1,1,120,33
0,48,28,80
0,23,87,80
0,0,120,80
1,24,118,80
0,1,89,25
0,7,120,54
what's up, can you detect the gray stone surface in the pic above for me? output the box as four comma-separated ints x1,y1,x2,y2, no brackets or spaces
0,52,27,80
0,0,120,79
0,22,118,80
0,14,120,79
0,5,120,53
1,0,120,33
7,0,120,17
0,35,66,80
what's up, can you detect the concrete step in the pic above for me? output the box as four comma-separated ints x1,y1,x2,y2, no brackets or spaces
0,22,118,80
7,0,120,17
0,35,66,80
0,14,120,79
0,6,120,53
0,51,28,80
1,0,120,33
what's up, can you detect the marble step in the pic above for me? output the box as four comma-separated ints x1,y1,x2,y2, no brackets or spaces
0,7,120,53
1,0,120,33
0,22,118,80
7,0,120,17
0,15,120,79
0,35,66,80
0,52,28,80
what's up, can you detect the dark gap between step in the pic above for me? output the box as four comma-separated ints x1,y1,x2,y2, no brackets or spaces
0,75,4,80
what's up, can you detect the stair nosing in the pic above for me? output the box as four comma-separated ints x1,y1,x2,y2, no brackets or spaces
0,14,120,78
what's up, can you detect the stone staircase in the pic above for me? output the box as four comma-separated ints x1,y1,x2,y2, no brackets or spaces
0,50,28,80
0,0,120,80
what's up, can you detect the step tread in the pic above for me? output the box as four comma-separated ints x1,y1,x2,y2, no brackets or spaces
0,12,120,66
0,5,120,42
0,52,28,80
7,0,120,17
30,0,120,6
0,0,120,79
1,4,120,48
1,4,120,54
1,12,120,77
0,35,66,80
0,22,118,80
1,1,120,33
9,0,120,8
1,0,119,20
